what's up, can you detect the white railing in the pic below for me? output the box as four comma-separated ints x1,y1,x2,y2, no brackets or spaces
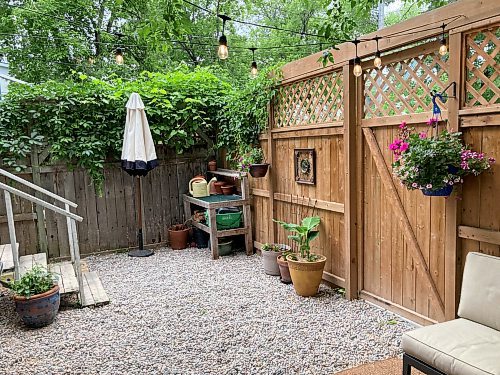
0,168,85,302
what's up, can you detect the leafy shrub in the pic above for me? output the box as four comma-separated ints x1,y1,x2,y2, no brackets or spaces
10,265,58,298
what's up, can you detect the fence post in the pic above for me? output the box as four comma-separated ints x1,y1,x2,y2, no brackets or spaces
31,147,48,253
343,63,359,300
444,31,463,321
267,102,276,244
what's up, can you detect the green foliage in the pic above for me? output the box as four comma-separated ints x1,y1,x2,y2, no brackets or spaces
274,216,321,261
236,148,265,172
0,68,229,191
217,65,283,162
262,243,281,252
10,265,58,298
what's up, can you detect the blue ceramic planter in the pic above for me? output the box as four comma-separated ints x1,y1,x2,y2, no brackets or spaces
422,185,453,197
14,285,60,328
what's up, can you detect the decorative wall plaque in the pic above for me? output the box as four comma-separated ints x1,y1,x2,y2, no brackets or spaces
294,149,315,185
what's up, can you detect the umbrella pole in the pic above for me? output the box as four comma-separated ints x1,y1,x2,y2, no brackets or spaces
128,176,154,257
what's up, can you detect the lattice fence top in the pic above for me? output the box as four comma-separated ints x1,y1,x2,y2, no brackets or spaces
364,50,449,118
274,71,343,128
465,25,500,107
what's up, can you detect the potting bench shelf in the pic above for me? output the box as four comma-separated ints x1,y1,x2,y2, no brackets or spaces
183,169,253,259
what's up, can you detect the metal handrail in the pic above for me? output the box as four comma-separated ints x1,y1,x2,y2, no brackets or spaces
0,181,82,222
0,168,78,208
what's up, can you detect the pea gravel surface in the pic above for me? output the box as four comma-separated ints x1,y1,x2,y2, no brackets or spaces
0,248,416,375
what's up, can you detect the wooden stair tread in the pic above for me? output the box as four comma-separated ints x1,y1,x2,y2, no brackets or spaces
81,271,110,307
19,253,47,277
48,261,79,294
0,243,18,271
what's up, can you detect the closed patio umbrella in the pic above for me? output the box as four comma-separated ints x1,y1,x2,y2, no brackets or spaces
121,93,158,257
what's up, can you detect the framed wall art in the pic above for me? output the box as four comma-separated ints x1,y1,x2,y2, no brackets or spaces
294,149,315,185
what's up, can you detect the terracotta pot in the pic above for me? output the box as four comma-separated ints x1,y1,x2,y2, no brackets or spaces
221,185,234,195
208,160,217,171
287,253,326,297
214,181,226,194
262,249,281,276
168,224,190,250
249,164,269,178
277,255,292,284
14,284,60,328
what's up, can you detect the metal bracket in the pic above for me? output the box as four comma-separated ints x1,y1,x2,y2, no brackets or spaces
431,81,456,103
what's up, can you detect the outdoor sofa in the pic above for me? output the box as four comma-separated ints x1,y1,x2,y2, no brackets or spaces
401,252,500,375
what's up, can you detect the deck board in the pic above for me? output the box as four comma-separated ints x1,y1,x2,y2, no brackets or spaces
48,261,79,294
81,271,110,307
0,244,17,270
19,253,47,277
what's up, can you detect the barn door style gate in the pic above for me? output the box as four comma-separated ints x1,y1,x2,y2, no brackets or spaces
253,0,500,325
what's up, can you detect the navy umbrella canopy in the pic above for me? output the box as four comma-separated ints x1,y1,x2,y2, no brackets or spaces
121,93,158,257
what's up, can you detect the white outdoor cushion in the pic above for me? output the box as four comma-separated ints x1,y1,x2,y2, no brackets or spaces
458,252,500,331
402,318,500,375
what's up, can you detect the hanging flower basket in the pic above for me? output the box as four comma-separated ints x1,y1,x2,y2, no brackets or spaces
389,119,495,196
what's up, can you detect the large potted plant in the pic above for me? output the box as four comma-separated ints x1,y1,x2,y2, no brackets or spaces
237,147,269,178
274,216,325,297
390,119,495,196
10,265,60,328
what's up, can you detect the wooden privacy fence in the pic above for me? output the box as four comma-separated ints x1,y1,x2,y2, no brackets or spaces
251,0,500,325
0,147,207,258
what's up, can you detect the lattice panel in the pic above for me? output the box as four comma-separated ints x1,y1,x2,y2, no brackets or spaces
364,51,449,118
465,26,500,107
274,71,343,127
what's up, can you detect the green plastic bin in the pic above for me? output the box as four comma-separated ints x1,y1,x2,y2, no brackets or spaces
205,209,242,229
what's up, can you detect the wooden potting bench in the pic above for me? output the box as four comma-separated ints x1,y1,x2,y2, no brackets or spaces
182,169,253,259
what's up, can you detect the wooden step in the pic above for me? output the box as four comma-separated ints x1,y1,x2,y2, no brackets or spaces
81,271,110,307
48,261,79,294
19,253,47,277
0,243,18,270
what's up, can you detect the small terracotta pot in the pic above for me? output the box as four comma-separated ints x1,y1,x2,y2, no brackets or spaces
221,185,234,195
214,181,226,194
168,224,190,250
208,160,217,171
277,255,292,284
14,284,60,328
249,164,269,178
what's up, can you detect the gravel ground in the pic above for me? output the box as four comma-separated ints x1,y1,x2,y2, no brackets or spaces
0,248,416,375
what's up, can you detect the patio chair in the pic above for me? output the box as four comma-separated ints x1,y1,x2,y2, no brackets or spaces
402,252,500,375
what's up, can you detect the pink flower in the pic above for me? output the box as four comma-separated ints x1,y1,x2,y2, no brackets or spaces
399,121,407,129
399,142,409,152
419,132,427,139
426,184,433,189
426,118,438,127
412,183,418,188
489,157,496,164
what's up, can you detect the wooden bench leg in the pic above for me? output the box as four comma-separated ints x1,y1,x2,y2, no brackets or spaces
208,208,219,260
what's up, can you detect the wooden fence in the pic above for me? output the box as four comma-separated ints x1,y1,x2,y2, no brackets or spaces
0,147,207,258
251,0,500,325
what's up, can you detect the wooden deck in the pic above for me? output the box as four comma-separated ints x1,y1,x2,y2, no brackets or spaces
1,249,109,307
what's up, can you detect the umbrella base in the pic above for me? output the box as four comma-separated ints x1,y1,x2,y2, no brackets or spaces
128,249,154,257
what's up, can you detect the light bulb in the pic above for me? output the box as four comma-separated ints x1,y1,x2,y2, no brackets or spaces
439,40,448,56
250,61,258,78
353,58,362,77
115,48,124,65
218,35,228,60
88,56,95,65
374,52,382,69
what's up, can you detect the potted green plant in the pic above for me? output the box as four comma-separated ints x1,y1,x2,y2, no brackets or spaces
168,221,191,250
237,147,269,178
276,246,293,284
10,265,60,328
261,243,281,276
390,119,495,196
274,216,325,297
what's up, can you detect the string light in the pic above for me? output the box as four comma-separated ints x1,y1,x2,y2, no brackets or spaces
439,23,448,56
249,48,258,78
373,36,382,69
352,39,362,77
217,15,230,60
115,48,124,65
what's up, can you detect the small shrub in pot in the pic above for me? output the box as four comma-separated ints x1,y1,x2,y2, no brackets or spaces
261,243,282,276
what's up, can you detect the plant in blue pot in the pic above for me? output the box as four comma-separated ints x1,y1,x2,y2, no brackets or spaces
390,119,495,197
10,265,60,328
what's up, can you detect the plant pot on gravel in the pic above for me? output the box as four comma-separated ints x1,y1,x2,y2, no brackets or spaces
168,224,190,250
11,265,60,328
277,253,292,284
261,243,282,276
275,216,325,297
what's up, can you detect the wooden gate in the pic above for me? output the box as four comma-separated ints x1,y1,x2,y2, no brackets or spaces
254,0,500,325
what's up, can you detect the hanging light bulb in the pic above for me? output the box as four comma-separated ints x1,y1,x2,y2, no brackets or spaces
217,15,230,60
353,57,363,77
373,36,382,69
249,48,258,78
439,23,448,56
115,48,124,65
218,35,229,60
